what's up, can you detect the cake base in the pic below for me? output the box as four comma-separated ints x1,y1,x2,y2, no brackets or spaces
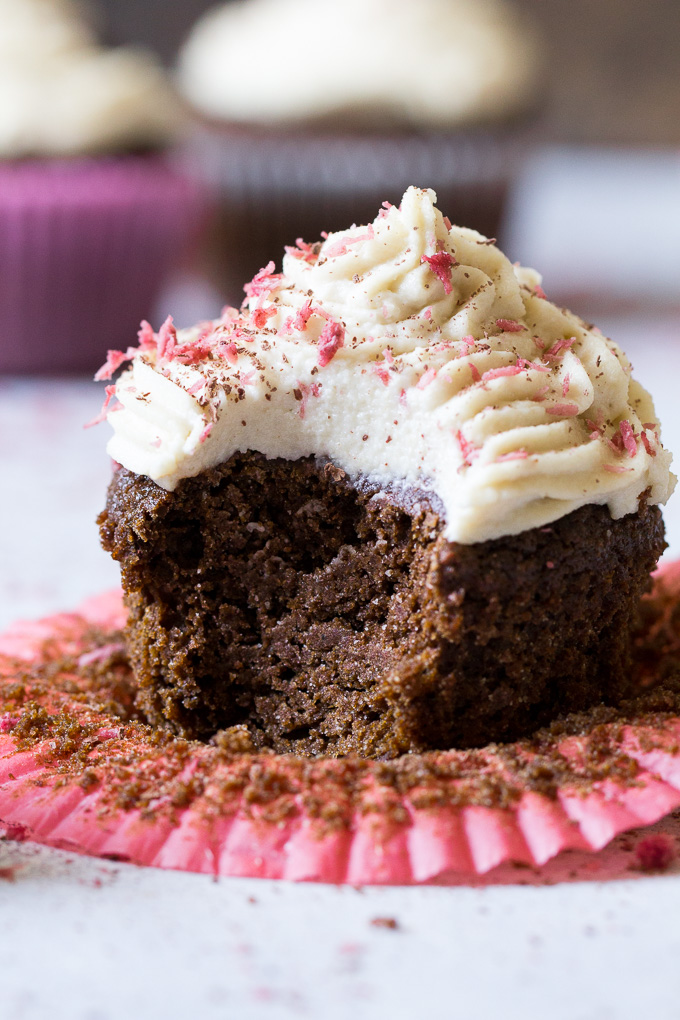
98,454,665,756
2,567,680,884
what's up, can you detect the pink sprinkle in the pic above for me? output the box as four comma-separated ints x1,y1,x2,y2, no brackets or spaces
199,423,214,444
172,338,213,365
604,463,632,473
423,308,432,321
516,358,549,373
221,342,238,366
251,305,277,329
531,384,550,402
443,216,452,231
156,315,177,362
562,373,571,397
461,335,476,353
84,384,118,428
383,348,395,366
284,238,318,264
641,430,657,457
317,319,345,367
137,320,156,350
399,388,407,408
243,262,283,300
77,643,126,668
421,251,456,295
533,337,546,351
544,337,576,361
94,348,133,382
150,437,162,448
546,402,579,416
496,450,528,462
187,379,204,396
534,284,548,299
455,429,479,466
239,369,256,386
324,225,375,258
495,318,524,333
470,363,481,383
373,363,391,386
417,367,437,390
481,365,524,382
619,419,638,457
293,300,315,332
635,835,675,872
295,380,321,419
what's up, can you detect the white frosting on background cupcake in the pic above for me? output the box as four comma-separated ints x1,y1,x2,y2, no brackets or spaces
0,0,181,156
178,0,539,128
103,188,674,544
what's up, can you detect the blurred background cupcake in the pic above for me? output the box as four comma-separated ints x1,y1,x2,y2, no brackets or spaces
175,0,542,302
0,0,205,374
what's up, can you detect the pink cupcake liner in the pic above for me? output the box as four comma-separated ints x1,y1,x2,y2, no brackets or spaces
2,564,680,885
0,157,207,375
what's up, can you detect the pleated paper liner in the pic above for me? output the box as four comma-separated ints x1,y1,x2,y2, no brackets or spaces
0,157,206,375
2,563,680,886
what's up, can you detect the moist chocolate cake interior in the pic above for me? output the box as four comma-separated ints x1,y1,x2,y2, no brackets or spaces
99,452,665,759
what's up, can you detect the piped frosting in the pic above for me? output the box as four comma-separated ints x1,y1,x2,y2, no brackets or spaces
0,0,180,157
102,187,674,544
178,0,539,128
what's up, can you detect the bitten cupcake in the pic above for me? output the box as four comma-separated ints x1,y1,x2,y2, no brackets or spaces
0,0,204,375
98,187,674,757
177,0,541,302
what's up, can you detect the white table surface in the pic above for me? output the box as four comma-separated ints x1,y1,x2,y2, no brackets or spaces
2,150,680,1020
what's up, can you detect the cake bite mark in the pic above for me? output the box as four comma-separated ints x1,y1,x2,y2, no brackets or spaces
421,251,456,294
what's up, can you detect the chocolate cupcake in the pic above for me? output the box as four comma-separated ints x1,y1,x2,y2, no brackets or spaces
0,0,204,374
176,0,542,301
97,187,675,757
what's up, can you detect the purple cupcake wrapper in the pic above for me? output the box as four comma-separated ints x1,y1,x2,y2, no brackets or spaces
0,157,207,374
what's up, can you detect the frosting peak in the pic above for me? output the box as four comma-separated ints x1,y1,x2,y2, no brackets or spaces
102,187,675,543
178,0,539,128
0,0,181,157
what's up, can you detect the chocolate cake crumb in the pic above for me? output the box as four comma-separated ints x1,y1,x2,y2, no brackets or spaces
98,453,665,757
370,917,399,930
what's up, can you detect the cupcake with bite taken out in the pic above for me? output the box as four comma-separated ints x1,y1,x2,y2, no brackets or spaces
177,0,542,303
0,0,205,375
97,187,674,757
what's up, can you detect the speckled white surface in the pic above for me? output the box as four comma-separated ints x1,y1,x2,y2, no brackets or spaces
1,150,680,1020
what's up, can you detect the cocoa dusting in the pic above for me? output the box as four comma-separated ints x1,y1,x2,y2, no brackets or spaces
1,564,680,836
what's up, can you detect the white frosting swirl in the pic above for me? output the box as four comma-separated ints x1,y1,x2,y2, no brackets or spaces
178,0,539,128
0,0,181,157
104,187,674,544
